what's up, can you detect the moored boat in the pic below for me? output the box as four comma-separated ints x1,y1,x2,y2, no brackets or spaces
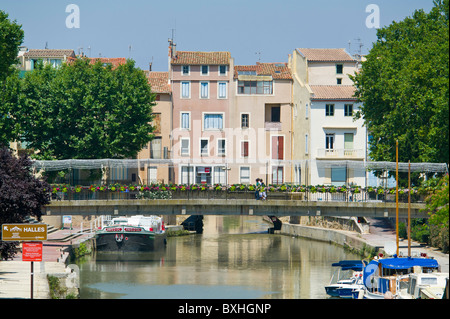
325,260,365,297
397,272,449,299
95,215,167,253
361,255,440,299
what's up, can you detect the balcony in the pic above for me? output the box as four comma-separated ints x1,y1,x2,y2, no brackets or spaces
265,121,281,131
317,148,364,159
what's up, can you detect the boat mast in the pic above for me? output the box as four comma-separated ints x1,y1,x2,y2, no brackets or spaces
408,160,411,257
396,140,399,256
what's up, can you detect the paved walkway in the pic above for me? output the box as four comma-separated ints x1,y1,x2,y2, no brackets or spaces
361,218,449,273
1,226,94,299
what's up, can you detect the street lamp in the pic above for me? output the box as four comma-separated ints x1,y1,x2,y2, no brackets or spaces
222,166,231,200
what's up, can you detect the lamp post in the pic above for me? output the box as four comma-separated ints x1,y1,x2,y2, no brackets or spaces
222,166,231,200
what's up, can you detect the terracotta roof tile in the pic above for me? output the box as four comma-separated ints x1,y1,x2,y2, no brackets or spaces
66,57,127,69
171,51,230,65
234,62,292,80
146,71,171,94
23,49,75,58
297,48,355,62
310,85,357,100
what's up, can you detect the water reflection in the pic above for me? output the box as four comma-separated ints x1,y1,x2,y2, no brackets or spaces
78,215,360,299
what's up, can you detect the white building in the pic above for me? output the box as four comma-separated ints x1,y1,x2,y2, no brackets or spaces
290,48,367,186
309,85,366,186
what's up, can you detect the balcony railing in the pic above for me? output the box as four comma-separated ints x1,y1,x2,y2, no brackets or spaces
265,122,281,131
317,148,364,159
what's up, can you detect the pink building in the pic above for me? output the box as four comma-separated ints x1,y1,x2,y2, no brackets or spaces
169,46,234,185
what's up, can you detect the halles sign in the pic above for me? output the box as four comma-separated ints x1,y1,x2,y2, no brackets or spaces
1,224,48,241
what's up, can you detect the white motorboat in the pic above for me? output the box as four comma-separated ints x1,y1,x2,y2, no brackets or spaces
325,260,365,298
397,272,449,299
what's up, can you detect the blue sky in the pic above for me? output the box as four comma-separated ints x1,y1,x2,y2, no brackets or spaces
1,0,434,71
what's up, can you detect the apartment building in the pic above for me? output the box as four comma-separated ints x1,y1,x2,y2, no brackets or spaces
230,62,293,185
290,48,366,186
169,45,233,185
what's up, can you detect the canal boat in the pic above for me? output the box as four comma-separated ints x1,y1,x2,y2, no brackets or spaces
95,215,167,253
325,260,365,297
361,256,440,299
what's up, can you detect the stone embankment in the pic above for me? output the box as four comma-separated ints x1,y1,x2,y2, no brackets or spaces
280,217,449,273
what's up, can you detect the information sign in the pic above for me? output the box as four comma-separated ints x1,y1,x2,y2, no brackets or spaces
1,224,47,241
22,242,43,262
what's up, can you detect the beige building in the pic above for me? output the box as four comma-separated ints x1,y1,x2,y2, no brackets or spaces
18,48,75,71
137,71,173,184
230,62,293,185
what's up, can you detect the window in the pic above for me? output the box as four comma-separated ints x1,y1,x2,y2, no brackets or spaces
336,64,343,74
271,106,280,122
241,141,249,158
326,134,335,150
182,65,190,75
219,65,227,75
272,166,284,184
181,81,190,98
200,139,209,156
337,78,342,85
200,82,209,99
181,166,194,184
180,138,190,156
201,65,209,75
218,139,226,156
204,113,223,130
271,136,284,160
150,137,162,159
344,104,353,116
241,114,249,129
238,81,273,94
326,104,334,116
214,167,226,184
181,112,190,130
240,167,250,184
218,82,227,99
344,133,354,150
50,59,62,68
331,167,346,185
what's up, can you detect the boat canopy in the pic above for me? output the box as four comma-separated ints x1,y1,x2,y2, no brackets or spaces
331,260,365,271
377,257,439,270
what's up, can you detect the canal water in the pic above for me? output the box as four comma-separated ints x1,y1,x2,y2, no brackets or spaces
77,215,360,299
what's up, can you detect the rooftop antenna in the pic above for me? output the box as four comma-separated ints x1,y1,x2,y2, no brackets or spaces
348,40,351,54
128,45,132,59
45,41,48,49
354,37,363,56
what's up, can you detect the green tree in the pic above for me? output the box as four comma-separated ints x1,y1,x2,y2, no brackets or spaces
352,0,449,164
12,58,155,160
0,10,24,147
0,10,24,81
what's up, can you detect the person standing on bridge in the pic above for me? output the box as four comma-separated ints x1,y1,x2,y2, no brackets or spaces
255,178,261,200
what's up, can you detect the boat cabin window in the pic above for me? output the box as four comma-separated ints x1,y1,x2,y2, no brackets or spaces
421,277,438,285
409,278,417,295
113,219,127,224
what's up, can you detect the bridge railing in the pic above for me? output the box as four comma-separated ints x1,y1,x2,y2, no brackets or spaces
49,184,428,204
